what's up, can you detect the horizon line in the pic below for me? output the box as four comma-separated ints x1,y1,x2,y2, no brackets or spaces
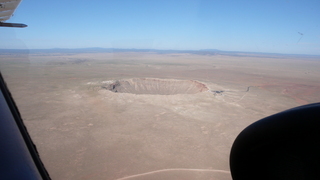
0,47,320,57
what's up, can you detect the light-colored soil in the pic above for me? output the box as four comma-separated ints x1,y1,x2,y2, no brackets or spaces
1,52,319,180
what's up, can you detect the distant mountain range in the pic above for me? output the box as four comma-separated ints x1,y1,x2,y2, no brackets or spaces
0,48,319,58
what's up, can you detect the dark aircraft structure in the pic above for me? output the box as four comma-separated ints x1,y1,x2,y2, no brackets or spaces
0,73,50,179
0,21,27,27
230,103,320,180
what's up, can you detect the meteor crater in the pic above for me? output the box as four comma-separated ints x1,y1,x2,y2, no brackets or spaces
102,78,209,95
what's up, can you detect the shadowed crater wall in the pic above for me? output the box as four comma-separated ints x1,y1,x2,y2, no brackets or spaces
102,78,209,95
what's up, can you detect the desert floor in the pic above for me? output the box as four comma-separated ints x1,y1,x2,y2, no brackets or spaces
1,52,320,180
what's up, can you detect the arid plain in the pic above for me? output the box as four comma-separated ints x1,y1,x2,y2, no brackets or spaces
1,51,320,180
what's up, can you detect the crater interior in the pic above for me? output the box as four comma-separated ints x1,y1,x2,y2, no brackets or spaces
102,78,209,95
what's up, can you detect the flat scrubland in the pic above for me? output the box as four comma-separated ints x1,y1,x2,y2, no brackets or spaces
1,52,320,180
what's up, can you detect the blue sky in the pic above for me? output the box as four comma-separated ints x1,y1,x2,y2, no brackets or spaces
1,0,320,55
